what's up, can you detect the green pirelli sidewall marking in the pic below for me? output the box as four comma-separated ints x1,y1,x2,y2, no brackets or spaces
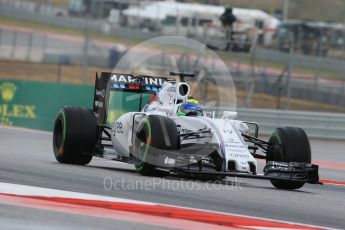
145,118,152,157
271,132,282,144
270,131,284,161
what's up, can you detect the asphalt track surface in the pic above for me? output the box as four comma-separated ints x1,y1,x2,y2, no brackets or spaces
0,126,345,229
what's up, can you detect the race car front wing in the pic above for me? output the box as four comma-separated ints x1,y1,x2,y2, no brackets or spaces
172,161,321,184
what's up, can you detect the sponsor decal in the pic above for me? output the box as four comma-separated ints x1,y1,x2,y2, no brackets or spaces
181,128,193,134
226,144,246,149
0,82,36,126
168,94,174,105
167,87,176,92
223,129,233,134
0,82,16,102
229,153,250,158
203,111,214,118
111,74,136,83
95,89,106,98
95,101,103,108
167,110,175,117
116,121,123,134
110,74,165,86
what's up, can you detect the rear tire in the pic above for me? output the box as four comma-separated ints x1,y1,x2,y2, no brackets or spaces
267,127,311,190
53,106,97,165
133,115,179,176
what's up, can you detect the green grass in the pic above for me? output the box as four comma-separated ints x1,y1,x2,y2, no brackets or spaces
0,17,81,36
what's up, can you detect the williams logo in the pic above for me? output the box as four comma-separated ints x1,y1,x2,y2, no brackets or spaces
0,82,36,126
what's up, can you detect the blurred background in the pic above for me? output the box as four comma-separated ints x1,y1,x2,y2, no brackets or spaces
1,0,345,137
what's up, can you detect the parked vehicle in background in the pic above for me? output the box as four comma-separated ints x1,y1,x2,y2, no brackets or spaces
68,0,129,18
120,2,280,52
275,20,336,57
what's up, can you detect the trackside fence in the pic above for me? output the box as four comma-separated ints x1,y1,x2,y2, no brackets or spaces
236,108,345,140
0,79,344,140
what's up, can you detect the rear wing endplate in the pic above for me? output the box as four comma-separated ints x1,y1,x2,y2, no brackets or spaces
93,72,167,125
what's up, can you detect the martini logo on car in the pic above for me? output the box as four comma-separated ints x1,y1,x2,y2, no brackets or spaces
111,74,165,86
0,82,36,126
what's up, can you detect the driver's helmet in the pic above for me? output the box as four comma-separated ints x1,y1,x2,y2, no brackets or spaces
177,103,203,116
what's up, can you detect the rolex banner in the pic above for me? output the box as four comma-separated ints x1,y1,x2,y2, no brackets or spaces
0,80,94,131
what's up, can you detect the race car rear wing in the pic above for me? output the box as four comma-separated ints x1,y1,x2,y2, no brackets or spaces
93,72,167,126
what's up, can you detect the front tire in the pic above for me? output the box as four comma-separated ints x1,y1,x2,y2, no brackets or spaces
53,106,97,165
133,115,179,176
267,127,311,190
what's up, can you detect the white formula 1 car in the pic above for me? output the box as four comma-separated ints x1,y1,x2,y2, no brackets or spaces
53,72,320,190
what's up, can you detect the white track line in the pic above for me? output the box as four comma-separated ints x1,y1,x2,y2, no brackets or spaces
0,182,153,205
0,182,334,230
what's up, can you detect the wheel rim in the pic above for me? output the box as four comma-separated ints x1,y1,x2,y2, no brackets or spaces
136,141,145,162
53,114,65,156
54,119,63,148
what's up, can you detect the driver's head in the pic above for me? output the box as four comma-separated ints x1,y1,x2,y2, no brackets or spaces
187,98,200,105
177,103,203,116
